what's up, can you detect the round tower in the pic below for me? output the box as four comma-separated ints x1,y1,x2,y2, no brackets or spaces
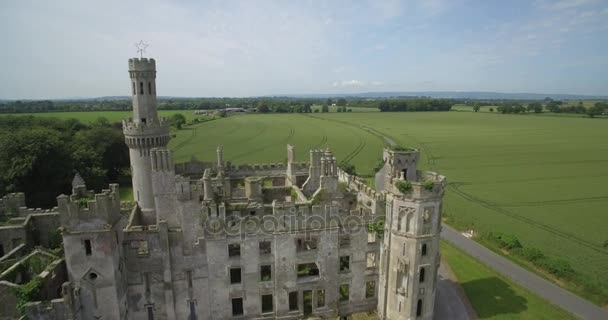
123,58,170,211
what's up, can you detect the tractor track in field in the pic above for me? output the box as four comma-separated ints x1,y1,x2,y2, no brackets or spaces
448,182,608,255
172,127,198,152
497,195,608,207
300,114,383,164
230,125,295,161
342,135,366,163
312,135,328,150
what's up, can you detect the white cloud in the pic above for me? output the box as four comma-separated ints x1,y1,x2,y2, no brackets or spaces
332,80,383,88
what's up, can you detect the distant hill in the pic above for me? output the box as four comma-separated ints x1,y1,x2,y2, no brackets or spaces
1,91,606,102
281,91,608,100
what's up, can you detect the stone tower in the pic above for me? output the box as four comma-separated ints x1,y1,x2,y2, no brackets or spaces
58,183,127,320
377,148,445,320
123,57,169,214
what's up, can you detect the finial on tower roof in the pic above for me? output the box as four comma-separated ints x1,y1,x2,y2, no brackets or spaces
135,40,149,58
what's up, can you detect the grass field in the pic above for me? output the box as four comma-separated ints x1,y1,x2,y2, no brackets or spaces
167,111,608,304
441,241,576,319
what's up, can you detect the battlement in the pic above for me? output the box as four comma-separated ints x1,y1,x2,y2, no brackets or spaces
57,184,121,232
337,168,385,201
227,162,308,172
122,118,170,136
0,192,26,216
128,58,156,72
390,171,446,200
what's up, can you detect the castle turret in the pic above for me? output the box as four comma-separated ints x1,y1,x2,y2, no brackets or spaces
123,58,170,211
377,147,445,320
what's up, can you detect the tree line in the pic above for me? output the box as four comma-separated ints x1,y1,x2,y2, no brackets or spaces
0,116,129,208
492,100,607,118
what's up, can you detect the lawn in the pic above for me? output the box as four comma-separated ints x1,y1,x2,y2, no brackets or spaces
168,111,608,304
441,241,576,319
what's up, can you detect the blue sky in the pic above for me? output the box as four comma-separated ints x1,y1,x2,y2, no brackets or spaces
1,0,606,99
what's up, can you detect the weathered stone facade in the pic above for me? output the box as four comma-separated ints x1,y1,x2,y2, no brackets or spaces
8,57,445,320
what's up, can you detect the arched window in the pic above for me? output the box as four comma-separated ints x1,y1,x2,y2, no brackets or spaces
148,82,152,94
132,82,136,95
421,244,427,256
140,82,144,95
406,212,414,233
419,267,425,283
416,299,422,317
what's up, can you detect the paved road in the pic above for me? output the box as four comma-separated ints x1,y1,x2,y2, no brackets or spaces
434,262,477,320
441,225,608,320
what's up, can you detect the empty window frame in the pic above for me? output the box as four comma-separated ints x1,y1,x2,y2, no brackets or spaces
421,243,428,256
288,291,298,311
84,239,92,256
228,243,241,257
339,234,350,248
339,256,350,272
366,252,376,268
367,232,376,243
339,284,349,302
230,267,241,284
419,267,426,283
316,289,325,307
365,280,376,298
232,298,243,316
297,263,320,278
260,265,272,282
259,240,271,255
261,294,273,313
296,238,318,251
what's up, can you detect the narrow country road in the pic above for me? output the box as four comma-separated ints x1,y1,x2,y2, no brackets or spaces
441,225,608,320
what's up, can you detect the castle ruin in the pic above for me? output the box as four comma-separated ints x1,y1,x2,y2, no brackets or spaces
0,57,446,320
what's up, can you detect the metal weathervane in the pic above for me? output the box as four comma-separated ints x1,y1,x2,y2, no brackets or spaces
135,40,149,58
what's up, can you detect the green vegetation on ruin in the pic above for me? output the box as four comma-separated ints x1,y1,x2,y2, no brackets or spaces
441,240,576,319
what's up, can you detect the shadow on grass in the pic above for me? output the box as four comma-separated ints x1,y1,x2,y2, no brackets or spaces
460,277,528,318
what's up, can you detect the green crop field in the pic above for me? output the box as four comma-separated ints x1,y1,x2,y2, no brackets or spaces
169,111,608,303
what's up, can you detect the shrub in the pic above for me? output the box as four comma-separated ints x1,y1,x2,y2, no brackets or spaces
536,257,575,279
423,180,434,191
516,247,545,263
339,163,356,175
372,158,385,173
486,232,522,250
15,277,42,315
368,217,385,238
396,181,412,193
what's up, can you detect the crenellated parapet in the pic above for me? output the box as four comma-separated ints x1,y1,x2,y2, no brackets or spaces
122,118,170,136
128,58,156,75
57,184,121,232
389,171,446,200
